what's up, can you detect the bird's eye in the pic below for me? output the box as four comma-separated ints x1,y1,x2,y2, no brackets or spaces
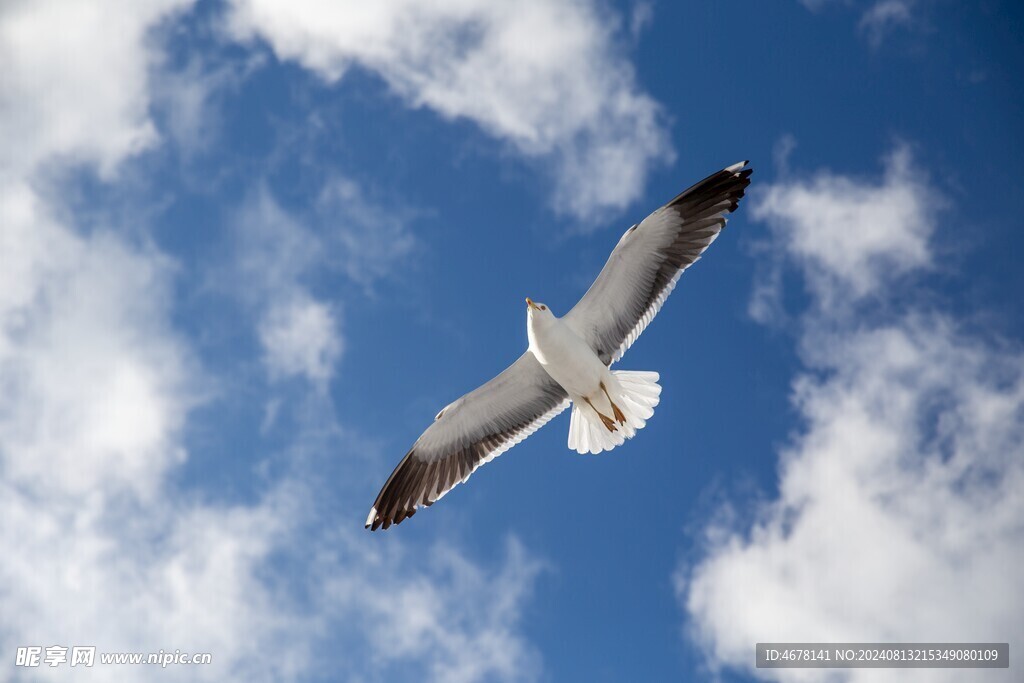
540,305,546,310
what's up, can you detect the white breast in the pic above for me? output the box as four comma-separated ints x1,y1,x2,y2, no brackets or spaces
527,314,607,397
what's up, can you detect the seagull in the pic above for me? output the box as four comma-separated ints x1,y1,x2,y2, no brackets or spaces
366,161,752,530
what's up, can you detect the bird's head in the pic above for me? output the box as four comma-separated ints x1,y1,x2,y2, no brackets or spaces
525,297,554,324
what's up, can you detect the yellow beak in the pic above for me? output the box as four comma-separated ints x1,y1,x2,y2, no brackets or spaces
525,297,538,310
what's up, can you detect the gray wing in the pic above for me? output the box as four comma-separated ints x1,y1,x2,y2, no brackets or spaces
366,351,569,530
564,162,752,365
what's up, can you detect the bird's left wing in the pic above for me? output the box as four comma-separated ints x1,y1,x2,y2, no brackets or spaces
366,351,568,530
564,161,752,365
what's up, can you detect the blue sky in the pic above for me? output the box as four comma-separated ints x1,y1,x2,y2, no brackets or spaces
2,1,1022,682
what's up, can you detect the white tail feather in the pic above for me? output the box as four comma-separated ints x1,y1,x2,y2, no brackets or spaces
567,370,662,454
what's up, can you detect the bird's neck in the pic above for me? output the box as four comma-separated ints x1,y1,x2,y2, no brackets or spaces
527,315,546,358
527,315,564,364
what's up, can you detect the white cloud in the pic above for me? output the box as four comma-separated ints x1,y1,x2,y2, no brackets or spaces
0,0,193,177
0,181,194,500
680,148,1024,683
222,0,672,221
752,146,936,313
0,0,205,455
259,293,342,385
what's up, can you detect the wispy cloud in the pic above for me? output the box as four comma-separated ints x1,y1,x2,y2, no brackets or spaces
318,176,418,288
679,147,1024,682
798,0,921,47
231,186,344,388
318,535,545,683
222,0,673,222
151,47,264,159
859,0,916,47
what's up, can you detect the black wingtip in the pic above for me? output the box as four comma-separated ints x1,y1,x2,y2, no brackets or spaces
365,495,421,531
665,160,753,211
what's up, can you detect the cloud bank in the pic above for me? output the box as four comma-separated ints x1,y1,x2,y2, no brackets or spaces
223,0,673,221
680,148,1024,682
0,2,546,681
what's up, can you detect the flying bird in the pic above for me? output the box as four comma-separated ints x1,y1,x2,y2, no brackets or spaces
366,161,752,530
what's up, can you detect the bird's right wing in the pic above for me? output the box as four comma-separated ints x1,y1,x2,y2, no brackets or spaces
366,351,569,530
564,162,752,365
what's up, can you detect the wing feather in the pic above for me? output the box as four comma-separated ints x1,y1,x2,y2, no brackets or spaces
564,162,752,364
366,351,568,530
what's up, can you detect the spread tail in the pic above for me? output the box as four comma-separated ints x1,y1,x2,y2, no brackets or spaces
567,370,662,454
